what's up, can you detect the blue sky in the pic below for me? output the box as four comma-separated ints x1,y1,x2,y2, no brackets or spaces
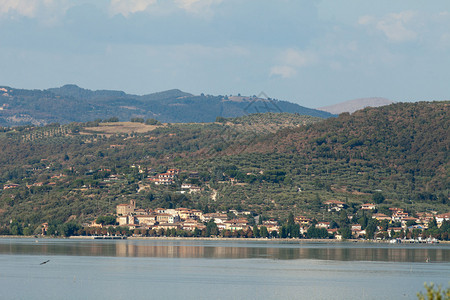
0,0,449,107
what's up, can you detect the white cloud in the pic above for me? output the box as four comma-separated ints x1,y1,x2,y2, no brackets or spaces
108,0,221,17
270,49,317,78
359,11,418,43
175,0,222,14
358,15,374,26
0,0,70,23
376,11,417,42
109,0,156,17
270,65,297,78
281,48,317,68
0,0,41,17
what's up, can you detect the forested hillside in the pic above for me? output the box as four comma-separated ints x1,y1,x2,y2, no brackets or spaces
243,102,449,193
0,85,333,126
0,102,448,234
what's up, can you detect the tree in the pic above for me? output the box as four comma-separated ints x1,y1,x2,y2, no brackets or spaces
358,213,369,229
329,220,339,229
287,212,295,226
406,220,417,227
131,118,144,123
285,212,300,238
428,218,438,229
246,214,256,226
206,219,219,236
380,220,389,231
280,225,288,238
23,227,34,236
107,226,116,235
59,222,81,237
260,226,269,238
417,283,450,300
253,225,260,238
306,227,329,239
96,215,117,225
10,220,23,236
365,219,378,239
339,227,352,239
105,117,119,122
338,210,350,228
145,118,160,125
373,192,385,204
193,227,202,237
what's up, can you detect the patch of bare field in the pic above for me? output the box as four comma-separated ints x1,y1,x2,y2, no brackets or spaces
80,122,164,135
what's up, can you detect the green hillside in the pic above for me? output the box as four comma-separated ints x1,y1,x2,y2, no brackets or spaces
0,103,448,234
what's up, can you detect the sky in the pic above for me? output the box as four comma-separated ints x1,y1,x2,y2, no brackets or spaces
0,0,449,108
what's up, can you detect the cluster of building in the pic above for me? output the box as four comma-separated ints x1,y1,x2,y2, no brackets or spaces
297,205,450,238
110,199,450,239
3,183,20,190
147,168,180,185
115,200,255,232
145,168,202,193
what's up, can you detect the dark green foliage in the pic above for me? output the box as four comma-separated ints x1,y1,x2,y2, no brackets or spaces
306,227,329,239
96,215,117,225
365,219,379,239
130,118,144,123
104,117,119,122
205,219,219,236
339,227,352,239
145,118,160,125
260,226,269,238
59,222,81,237
373,192,385,204
9,220,23,235
253,225,260,238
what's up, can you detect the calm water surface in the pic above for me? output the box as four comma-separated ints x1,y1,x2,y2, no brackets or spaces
0,238,449,299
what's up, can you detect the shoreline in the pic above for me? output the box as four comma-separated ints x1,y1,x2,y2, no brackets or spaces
1,235,448,244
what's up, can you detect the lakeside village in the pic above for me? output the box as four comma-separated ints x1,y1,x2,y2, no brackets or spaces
80,198,448,242
94,169,449,242
5,167,449,241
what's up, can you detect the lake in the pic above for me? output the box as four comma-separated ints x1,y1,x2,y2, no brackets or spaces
0,238,449,299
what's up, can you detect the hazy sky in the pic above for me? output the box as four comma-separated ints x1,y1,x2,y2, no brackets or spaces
0,0,449,107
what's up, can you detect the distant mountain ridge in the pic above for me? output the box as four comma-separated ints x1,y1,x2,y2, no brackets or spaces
0,85,334,126
318,97,393,114
48,85,191,102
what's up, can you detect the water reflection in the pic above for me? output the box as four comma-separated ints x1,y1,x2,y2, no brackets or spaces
1,239,449,262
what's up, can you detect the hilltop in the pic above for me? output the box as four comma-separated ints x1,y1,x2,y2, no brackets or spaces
0,85,333,126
